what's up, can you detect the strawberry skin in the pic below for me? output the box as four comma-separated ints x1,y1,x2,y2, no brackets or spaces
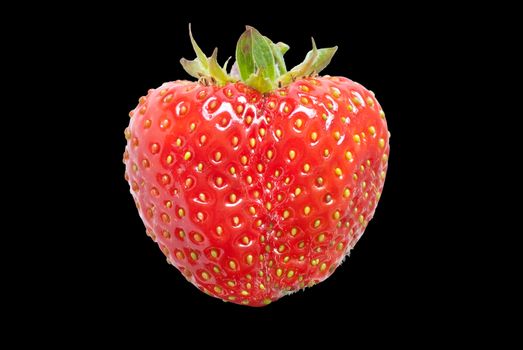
124,77,389,306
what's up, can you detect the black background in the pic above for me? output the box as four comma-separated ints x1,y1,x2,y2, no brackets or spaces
24,3,479,343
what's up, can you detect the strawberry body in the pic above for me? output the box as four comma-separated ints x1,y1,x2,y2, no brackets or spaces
124,77,389,306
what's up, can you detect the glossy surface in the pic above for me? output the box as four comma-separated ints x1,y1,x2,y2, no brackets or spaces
124,77,389,306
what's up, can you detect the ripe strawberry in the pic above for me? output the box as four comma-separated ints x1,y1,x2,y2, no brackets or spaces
123,26,389,306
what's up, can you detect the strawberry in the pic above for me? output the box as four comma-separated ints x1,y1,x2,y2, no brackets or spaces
123,26,389,306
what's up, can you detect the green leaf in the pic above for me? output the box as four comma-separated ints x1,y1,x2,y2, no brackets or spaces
208,48,230,85
248,26,276,81
245,70,275,93
278,38,338,85
235,29,255,81
180,58,207,79
189,23,208,70
264,36,288,76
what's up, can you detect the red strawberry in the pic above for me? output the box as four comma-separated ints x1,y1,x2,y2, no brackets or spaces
123,26,389,306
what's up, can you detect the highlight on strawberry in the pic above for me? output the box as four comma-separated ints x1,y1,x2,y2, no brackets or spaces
123,25,390,306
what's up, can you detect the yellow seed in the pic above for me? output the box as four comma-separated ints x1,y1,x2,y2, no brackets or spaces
314,219,321,228
317,233,325,242
300,85,309,92
353,135,361,143
176,138,182,147
287,270,295,278
359,215,364,224
327,102,333,110
333,210,341,220
213,266,221,273
324,149,330,157
245,116,253,125
291,227,298,236
381,171,386,179
336,242,344,251
304,206,311,215
216,226,223,235
232,136,239,146
240,155,248,165
276,268,283,277
215,177,223,186
285,177,290,184
333,131,341,140
259,128,266,137
166,155,173,164
303,163,310,172
331,87,341,98
317,177,324,186
322,113,328,120
197,163,203,171
311,132,318,142
246,175,253,184
266,149,273,159
201,271,210,280
165,200,172,208
263,299,272,305
229,166,236,175
190,122,196,132
278,245,285,252
197,212,204,221
193,233,203,242
178,208,185,217
190,251,198,260
213,286,222,293
214,152,222,162
366,159,371,166
379,138,385,148
345,151,353,161
184,151,192,160
241,290,249,296
311,259,319,266
232,216,240,225
249,206,256,215
227,281,236,287
210,249,218,258
289,150,296,160
295,119,303,128
246,255,253,265
320,263,327,271
368,126,376,136
335,168,343,176
283,210,290,219
236,105,244,114
298,242,305,248
295,188,302,196
276,129,282,138
268,101,276,109
366,96,374,106
229,193,237,203
277,194,283,201
249,138,256,148
229,260,237,270
283,105,290,113
253,191,260,198
266,202,272,210
178,230,186,239
353,173,358,180
259,283,266,290
380,110,386,119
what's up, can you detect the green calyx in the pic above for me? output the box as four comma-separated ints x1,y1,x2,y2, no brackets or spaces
180,25,338,93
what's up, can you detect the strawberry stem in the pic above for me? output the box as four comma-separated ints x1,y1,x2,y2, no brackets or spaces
180,25,338,93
